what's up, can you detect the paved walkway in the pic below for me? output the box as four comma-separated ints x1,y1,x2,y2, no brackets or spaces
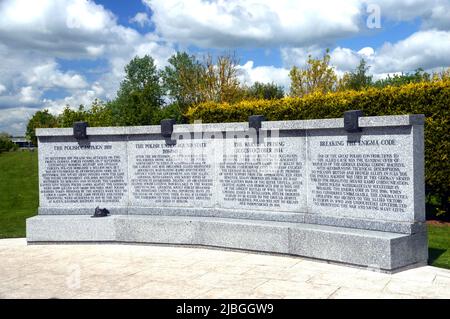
1,238,449,299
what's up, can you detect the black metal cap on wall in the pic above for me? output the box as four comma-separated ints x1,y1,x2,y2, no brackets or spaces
161,119,177,145
161,119,176,138
344,110,363,133
73,121,88,140
248,115,266,130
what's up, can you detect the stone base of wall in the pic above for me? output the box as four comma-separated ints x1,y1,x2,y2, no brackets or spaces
26,215,428,272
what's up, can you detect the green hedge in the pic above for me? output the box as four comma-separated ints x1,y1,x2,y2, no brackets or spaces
186,80,450,216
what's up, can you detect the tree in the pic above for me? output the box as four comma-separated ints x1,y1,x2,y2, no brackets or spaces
373,68,430,88
58,105,87,128
244,82,284,100
162,52,204,115
109,55,163,126
0,132,17,153
0,132,11,139
339,59,373,91
153,102,185,125
57,100,114,128
86,99,114,127
433,67,450,81
289,49,338,97
26,109,59,146
161,52,246,116
200,53,243,103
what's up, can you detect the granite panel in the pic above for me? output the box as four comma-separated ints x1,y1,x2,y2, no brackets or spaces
306,126,417,222
216,131,307,212
37,135,129,211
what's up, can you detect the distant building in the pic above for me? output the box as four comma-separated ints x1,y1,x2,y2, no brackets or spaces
11,137,34,148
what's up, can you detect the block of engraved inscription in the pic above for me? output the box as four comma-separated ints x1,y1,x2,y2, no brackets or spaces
127,135,216,208
37,134,128,212
216,131,307,212
306,124,424,223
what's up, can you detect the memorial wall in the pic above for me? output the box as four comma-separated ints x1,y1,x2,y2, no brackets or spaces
36,117,421,223
27,114,428,271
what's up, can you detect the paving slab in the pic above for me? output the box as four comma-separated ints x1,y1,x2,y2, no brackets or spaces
0,238,449,299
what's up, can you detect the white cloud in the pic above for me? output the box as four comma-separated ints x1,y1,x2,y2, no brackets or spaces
130,12,151,27
145,0,450,49
33,81,110,117
26,62,88,90
372,30,450,73
280,45,335,70
422,3,450,30
145,0,362,48
358,47,375,58
330,47,361,72
0,0,120,59
132,40,174,68
19,86,41,104
367,0,434,21
281,29,450,77
238,61,290,91
0,4,172,93
0,0,175,136
86,45,105,56
0,107,40,136
363,0,450,30
66,0,116,31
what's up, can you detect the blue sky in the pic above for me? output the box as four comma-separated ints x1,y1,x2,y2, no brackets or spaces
0,0,449,136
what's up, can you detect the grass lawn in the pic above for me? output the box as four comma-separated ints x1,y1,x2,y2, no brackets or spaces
0,151,449,270
0,151,38,238
428,224,450,269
